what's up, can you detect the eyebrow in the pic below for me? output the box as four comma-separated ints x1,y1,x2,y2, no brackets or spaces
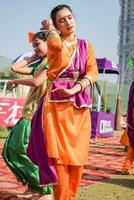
58,14,72,21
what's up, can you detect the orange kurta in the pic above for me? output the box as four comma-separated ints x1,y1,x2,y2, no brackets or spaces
43,36,98,166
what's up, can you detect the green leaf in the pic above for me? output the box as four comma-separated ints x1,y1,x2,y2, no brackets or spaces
128,57,134,67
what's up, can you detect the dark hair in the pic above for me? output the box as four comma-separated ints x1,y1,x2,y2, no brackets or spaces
33,31,47,42
50,4,73,26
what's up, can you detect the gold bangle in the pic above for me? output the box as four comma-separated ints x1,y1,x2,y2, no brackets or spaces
83,75,92,85
76,82,83,92
77,79,88,92
83,76,91,86
46,28,57,37
77,80,85,92
47,33,60,39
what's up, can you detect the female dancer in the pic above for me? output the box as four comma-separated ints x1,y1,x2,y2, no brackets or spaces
2,31,53,198
122,81,134,175
27,4,98,200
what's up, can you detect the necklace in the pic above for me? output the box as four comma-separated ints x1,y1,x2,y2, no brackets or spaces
63,40,77,47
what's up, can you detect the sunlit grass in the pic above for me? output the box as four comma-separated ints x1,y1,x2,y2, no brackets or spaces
0,126,10,138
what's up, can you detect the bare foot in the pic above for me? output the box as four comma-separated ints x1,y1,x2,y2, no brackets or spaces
17,189,34,199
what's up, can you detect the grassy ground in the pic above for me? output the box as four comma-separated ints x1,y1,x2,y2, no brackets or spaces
77,173,134,200
76,130,134,200
1,128,134,200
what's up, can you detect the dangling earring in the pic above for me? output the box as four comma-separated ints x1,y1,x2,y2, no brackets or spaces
58,31,61,36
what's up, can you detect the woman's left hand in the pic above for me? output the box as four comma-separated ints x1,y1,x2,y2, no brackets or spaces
7,80,18,89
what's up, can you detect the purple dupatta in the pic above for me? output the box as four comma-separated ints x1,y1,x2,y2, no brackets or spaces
27,96,57,185
49,39,92,108
127,81,134,148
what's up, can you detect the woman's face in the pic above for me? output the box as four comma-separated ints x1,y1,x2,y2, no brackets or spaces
32,38,47,58
55,8,76,37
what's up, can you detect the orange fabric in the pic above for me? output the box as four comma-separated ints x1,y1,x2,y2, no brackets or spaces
86,43,98,84
123,143,134,170
47,38,70,80
43,98,91,165
28,32,35,43
53,164,83,200
120,127,129,146
47,37,98,82
42,36,98,165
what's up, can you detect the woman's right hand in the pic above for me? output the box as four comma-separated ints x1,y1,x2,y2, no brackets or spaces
41,18,54,31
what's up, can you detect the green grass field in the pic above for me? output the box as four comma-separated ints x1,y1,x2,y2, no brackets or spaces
77,173,134,200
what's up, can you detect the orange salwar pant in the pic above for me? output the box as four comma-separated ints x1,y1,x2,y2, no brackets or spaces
123,143,134,170
53,164,83,200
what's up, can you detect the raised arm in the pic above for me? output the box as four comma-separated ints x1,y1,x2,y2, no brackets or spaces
41,19,70,80
11,54,38,75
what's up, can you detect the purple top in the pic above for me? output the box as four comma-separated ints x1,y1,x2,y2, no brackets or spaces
49,39,92,108
127,81,134,148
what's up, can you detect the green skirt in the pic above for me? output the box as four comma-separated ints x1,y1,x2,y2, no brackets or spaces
2,118,52,194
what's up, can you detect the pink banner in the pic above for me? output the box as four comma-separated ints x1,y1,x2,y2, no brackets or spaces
0,98,25,127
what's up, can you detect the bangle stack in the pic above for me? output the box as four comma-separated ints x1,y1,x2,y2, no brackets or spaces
47,32,60,39
83,75,92,85
77,77,91,92
46,28,59,38
77,82,83,91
